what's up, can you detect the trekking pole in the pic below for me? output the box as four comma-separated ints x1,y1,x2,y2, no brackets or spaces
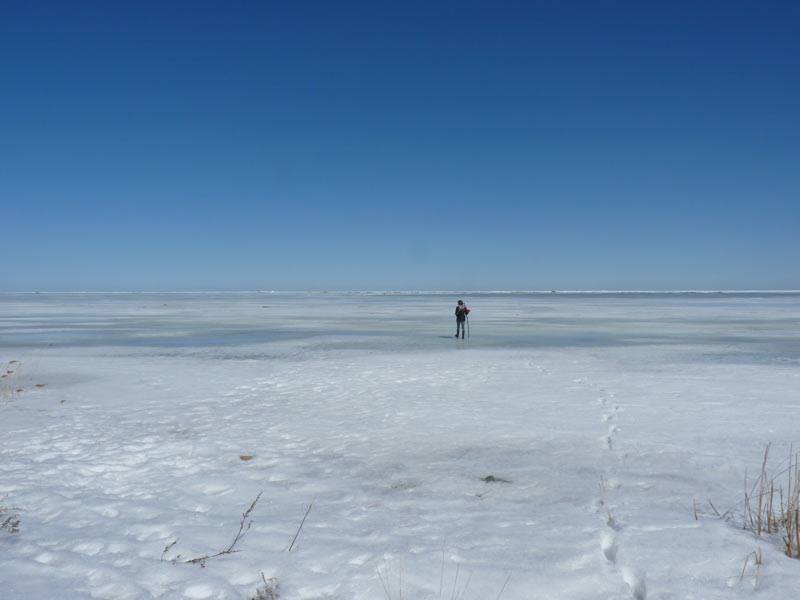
466,315,470,339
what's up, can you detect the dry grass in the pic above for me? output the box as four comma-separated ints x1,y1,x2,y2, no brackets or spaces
741,444,800,558
162,492,262,567
0,501,20,534
250,572,280,600
287,501,313,552
737,547,763,590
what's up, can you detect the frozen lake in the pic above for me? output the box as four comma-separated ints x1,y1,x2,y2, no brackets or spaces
3,292,800,365
2,292,800,599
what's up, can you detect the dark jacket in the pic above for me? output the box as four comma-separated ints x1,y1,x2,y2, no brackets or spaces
455,305,469,321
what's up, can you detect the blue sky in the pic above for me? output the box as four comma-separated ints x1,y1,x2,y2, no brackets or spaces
2,1,798,291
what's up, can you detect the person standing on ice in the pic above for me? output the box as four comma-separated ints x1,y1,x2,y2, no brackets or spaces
454,299,470,339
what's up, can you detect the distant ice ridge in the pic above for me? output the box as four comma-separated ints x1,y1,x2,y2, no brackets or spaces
336,289,800,296
2,289,800,295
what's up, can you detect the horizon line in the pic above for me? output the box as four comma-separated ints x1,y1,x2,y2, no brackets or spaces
2,289,800,295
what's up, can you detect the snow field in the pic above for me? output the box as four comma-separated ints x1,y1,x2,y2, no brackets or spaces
1,293,800,599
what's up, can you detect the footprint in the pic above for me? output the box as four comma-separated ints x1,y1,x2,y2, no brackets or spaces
621,568,647,600
606,512,622,531
600,532,618,563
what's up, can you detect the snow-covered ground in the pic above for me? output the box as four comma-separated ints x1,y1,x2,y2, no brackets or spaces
1,292,800,599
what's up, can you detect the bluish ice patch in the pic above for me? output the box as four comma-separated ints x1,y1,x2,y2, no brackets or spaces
1,292,799,364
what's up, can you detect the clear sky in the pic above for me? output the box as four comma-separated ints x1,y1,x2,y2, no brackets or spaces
2,1,798,291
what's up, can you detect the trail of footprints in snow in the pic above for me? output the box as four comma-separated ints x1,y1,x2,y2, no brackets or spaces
577,376,647,600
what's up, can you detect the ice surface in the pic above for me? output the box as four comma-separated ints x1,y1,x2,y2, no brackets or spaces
2,292,800,598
